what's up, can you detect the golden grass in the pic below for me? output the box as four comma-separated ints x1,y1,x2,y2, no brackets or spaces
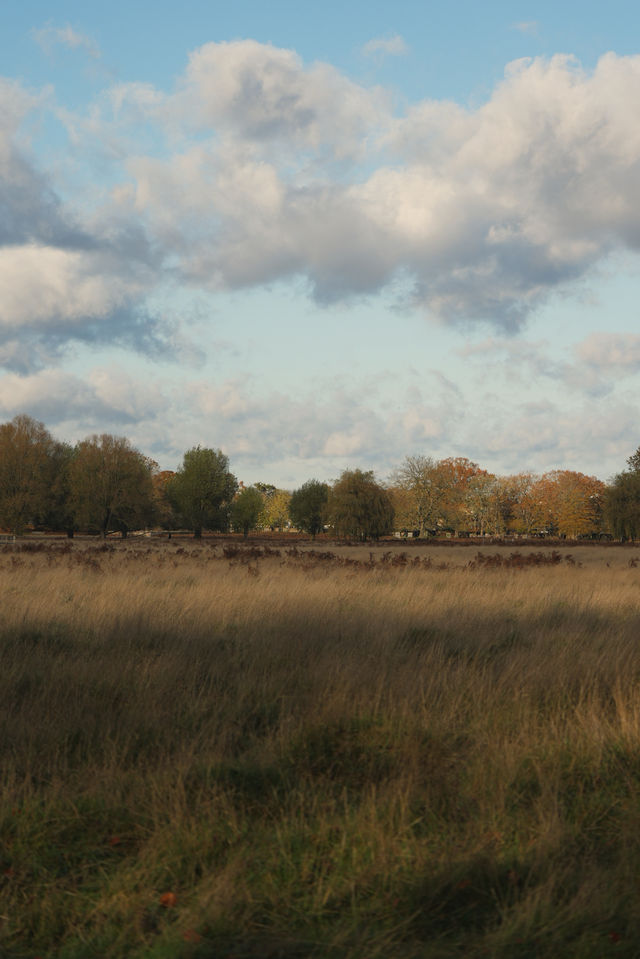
2,539,640,957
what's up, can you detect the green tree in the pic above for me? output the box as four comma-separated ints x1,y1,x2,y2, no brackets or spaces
231,486,264,538
326,470,394,542
0,414,57,534
289,479,329,538
168,446,237,538
605,471,640,541
70,434,155,538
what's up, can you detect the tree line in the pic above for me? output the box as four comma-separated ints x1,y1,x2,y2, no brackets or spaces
0,413,639,540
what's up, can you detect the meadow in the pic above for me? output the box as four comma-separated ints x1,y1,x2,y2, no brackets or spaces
2,538,640,957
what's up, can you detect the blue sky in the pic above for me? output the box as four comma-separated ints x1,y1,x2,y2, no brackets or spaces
2,1,640,485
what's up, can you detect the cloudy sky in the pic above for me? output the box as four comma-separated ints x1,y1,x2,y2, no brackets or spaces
2,0,640,485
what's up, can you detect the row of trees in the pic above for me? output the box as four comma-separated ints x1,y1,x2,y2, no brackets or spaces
1,413,639,540
389,455,607,539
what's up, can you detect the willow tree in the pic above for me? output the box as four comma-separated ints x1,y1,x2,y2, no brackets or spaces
327,470,394,541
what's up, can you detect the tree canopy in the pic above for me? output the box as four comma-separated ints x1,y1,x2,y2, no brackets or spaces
326,470,394,541
606,470,640,541
289,480,329,538
169,446,237,538
0,410,635,542
231,486,263,538
0,415,57,534
70,434,155,538
259,487,292,531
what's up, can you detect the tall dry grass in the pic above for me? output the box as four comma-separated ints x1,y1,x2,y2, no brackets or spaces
2,540,640,957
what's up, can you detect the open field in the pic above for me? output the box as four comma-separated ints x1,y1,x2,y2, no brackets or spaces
3,539,640,957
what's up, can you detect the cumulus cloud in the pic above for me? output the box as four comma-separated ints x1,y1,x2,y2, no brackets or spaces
173,40,387,157
362,35,409,58
0,245,142,329
0,365,174,438
7,40,640,377
0,79,182,370
98,46,640,328
0,238,175,370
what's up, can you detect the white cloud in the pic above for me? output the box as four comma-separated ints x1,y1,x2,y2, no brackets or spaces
0,81,179,370
1,355,635,484
96,46,640,328
6,40,640,403
463,393,640,479
362,35,409,58
0,244,143,329
173,40,387,157
34,24,100,60
0,369,91,417
512,21,539,36
0,366,174,441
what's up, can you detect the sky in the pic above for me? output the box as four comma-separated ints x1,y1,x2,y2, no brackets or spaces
2,0,640,486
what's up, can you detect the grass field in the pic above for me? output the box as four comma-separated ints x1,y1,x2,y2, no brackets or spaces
3,538,640,957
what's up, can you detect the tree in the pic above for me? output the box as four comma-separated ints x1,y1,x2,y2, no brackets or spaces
168,446,237,538
231,486,263,538
70,434,155,538
464,472,498,536
41,441,77,537
151,470,178,530
255,482,277,497
605,471,640,540
289,480,329,538
389,455,442,535
0,414,57,534
259,487,292,531
510,473,544,535
627,447,640,473
543,470,605,538
387,483,417,534
474,475,519,537
524,471,605,538
326,470,394,541
434,457,487,534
